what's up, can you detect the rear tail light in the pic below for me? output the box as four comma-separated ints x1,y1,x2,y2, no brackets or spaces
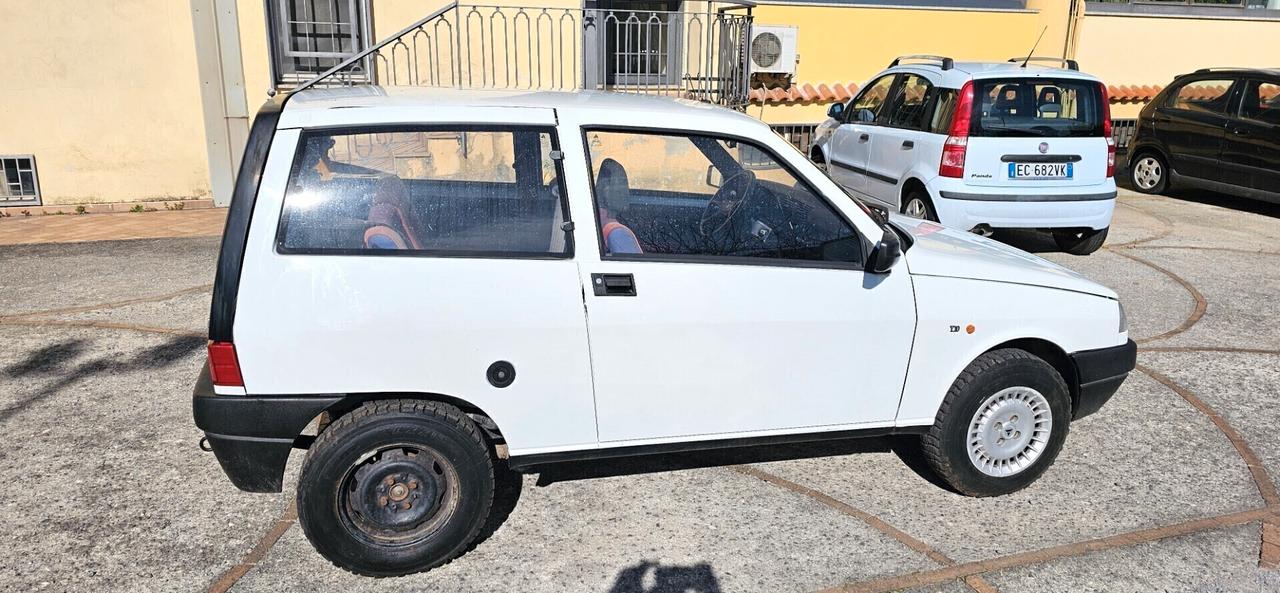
207,341,244,387
940,81,975,178
1100,83,1116,178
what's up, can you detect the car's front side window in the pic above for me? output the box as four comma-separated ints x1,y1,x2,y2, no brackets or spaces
583,129,863,266
1167,79,1236,114
847,75,898,124
275,126,571,257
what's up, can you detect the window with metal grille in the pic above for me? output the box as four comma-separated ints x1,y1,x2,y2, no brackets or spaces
268,0,372,87
0,156,40,205
599,0,683,86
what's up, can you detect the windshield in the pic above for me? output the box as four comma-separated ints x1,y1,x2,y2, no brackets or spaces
971,78,1105,138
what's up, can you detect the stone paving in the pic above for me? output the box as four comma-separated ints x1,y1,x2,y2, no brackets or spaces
0,189,1278,593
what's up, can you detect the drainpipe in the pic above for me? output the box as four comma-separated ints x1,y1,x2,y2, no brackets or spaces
1063,0,1082,60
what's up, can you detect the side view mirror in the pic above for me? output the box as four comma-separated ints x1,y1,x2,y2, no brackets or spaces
705,164,722,188
865,227,902,274
827,102,846,119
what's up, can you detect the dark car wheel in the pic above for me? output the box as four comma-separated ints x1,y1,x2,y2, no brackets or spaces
297,400,495,577
921,349,1072,497
1053,227,1109,255
1129,151,1169,195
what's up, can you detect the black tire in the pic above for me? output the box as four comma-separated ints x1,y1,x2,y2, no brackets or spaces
901,188,938,222
297,400,495,577
921,349,1072,497
1052,227,1109,255
1128,150,1169,195
811,150,828,174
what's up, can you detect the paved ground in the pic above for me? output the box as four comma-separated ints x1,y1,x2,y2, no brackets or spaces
0,208,225,245
0,188,1278,593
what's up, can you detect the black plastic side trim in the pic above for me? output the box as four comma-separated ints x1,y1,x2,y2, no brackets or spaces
1070,339,1137,420
829,159,899,185
939,190,1117,202
507,425,928,470
208,98,285,342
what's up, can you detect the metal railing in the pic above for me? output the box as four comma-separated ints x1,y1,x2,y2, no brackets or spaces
294,2,753,108
770,123,820,156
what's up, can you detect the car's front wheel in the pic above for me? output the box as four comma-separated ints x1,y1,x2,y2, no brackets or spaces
297,400,495,577
921,349,1072,497
1052,227,1109,255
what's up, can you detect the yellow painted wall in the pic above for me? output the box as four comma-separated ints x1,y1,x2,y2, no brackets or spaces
0,1,212,205
1075,12,1280,118
749,2,1072,123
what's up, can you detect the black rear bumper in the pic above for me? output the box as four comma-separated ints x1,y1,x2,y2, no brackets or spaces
192,364,341,493
1070,339,1137,420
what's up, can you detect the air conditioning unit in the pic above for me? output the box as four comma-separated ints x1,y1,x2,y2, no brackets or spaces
749,25,797,76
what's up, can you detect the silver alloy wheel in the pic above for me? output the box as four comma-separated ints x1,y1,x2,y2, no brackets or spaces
967,386,1053,478
1132,156,1163,191
903,197,928,219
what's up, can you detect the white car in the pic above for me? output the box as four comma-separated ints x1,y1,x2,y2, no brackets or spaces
811,56,1118,255
193,87,1135,577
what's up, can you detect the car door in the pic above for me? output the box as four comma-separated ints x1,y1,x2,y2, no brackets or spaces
1152,78,1239,182
574,126,917,444
868,72,934,208
1224,78,1280,196
829,74,898,199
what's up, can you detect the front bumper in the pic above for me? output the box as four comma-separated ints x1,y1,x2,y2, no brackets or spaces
1069,339,1137,420
192,363,340,492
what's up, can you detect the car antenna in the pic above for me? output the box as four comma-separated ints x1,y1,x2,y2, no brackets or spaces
1021,26,1048,68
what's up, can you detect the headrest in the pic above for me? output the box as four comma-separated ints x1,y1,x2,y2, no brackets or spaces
596,158,631,211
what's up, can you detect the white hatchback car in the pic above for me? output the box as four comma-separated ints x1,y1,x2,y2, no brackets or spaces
812,56,1118,254
194,87,1135,577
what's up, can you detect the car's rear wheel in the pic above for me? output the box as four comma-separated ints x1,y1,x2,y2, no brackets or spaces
921,349,1071,497
297,400,495,577
1053,227,1109,255
1129,151,1169,195
901,189,938,222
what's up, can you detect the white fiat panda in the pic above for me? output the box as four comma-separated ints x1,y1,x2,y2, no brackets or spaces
811,56,1118,255
194,87,1135,577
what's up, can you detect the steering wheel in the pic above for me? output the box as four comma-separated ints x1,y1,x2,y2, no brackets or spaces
699,170,756,238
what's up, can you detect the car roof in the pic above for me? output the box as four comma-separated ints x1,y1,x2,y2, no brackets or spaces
883,61,1100,89
279,86,769,131
1177,67,1280,79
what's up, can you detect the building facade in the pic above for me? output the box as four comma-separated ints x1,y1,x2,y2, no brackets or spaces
1,0,1277,209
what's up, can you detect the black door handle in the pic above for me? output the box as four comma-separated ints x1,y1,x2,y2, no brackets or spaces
591,273,637,297
858,133,870,142
901,140,915,149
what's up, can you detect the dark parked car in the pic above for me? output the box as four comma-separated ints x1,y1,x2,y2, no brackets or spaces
1128,68,1279,203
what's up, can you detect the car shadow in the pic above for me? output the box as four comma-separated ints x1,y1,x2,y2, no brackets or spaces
529,435,946,491
1116,173,1280,219
608,560,722,593
0,335,204,426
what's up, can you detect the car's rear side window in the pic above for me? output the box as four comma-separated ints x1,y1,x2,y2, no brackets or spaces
971,78,1104,138
276,126,571,257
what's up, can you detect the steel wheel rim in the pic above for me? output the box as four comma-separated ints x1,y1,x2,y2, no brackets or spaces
337,443,461,546
903,198,927,219
1133,156,1162,191
967,387,1053,478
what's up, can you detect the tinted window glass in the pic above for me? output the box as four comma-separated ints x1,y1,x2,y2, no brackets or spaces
1241,80,1280,125
848,75,896,124
1168,79,1234,114
277,128,569,256
888,74,933,130
972,78,1104,137
928,88,958,134
585,130,862,264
